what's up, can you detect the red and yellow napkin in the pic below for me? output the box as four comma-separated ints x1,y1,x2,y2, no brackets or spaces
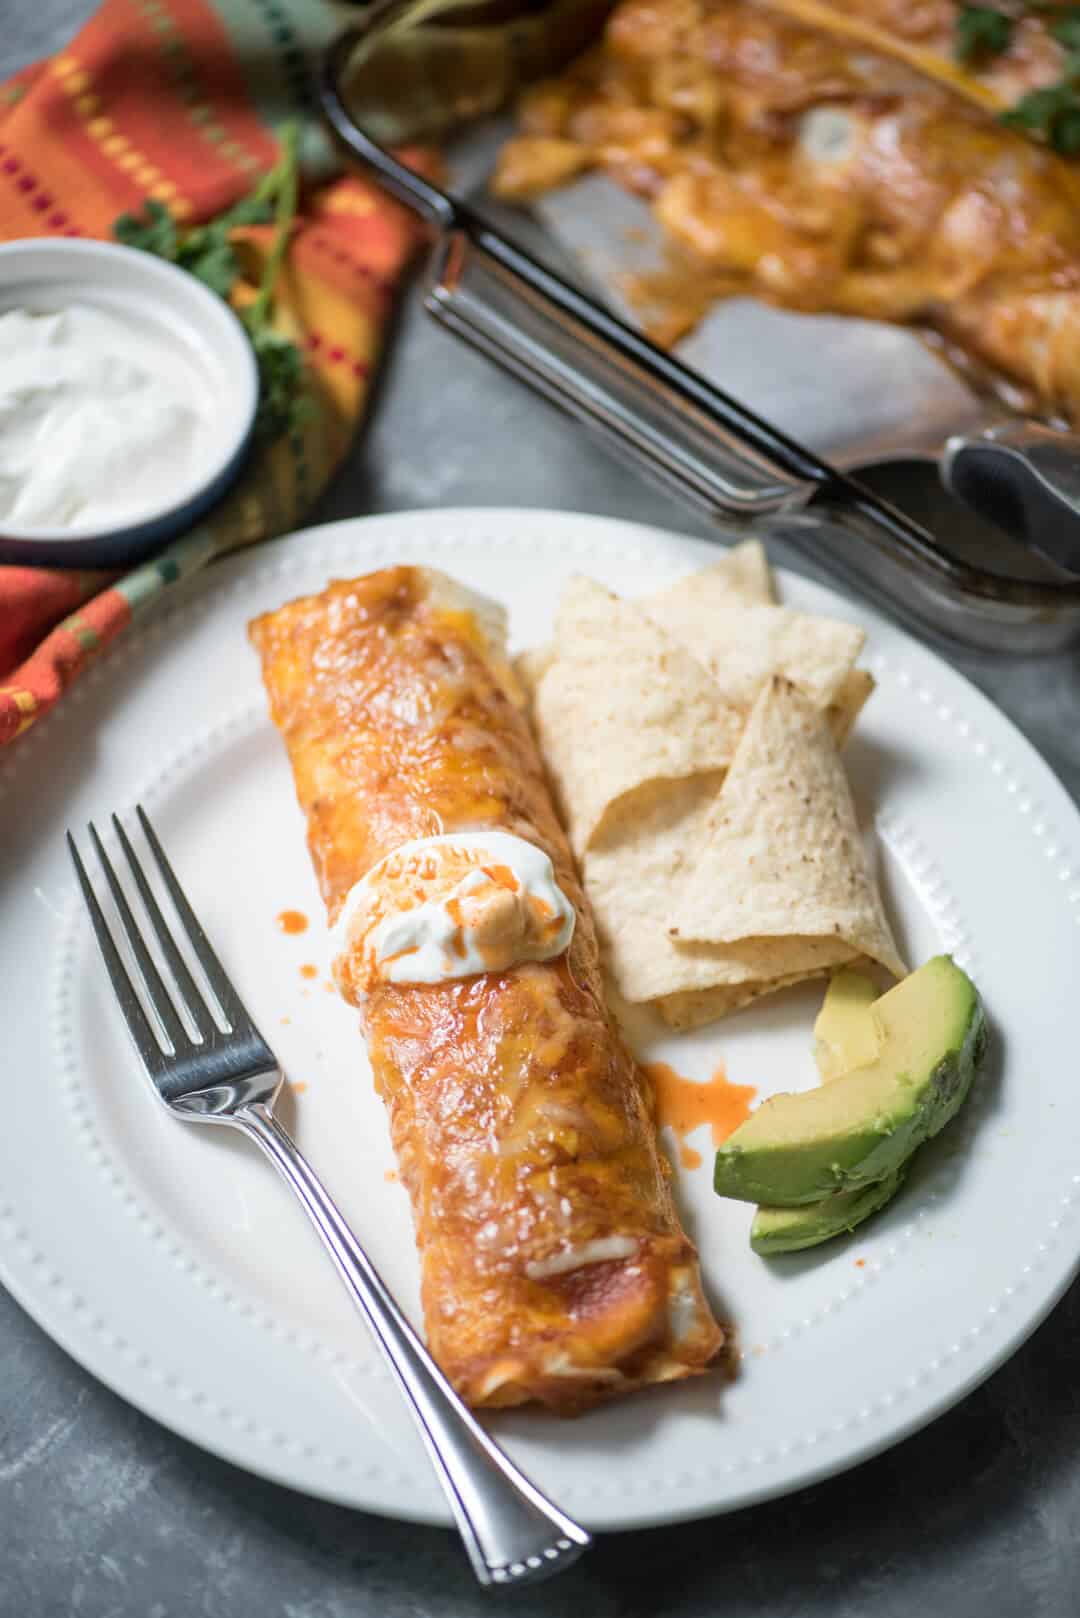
0,0,429,745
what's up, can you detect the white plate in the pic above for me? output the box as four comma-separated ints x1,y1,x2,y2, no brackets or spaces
3,509,1079,1532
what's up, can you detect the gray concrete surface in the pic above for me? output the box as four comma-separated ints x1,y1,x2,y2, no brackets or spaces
5,6,1080,1615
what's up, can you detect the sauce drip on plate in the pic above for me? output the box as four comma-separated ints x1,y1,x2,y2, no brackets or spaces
276,909,309,935
644,1060,758,1169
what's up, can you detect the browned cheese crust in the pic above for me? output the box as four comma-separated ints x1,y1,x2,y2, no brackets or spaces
494,0,1080,423
250,566,723,1413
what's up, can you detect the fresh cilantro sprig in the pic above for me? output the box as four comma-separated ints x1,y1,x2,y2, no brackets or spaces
945,2,1080,154
999,6,1080,154
1001,76,1080,151
1050,6,1080,50
955,4,1014,63
950,3,1080,154
115,123,311,444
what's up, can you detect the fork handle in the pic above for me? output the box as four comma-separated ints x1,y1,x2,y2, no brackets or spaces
235,1101,590,1586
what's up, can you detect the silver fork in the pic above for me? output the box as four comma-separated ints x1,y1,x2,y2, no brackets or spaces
67,807,591,1588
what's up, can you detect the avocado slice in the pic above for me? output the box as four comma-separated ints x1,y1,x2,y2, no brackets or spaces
753,973,901,1252
750,1167,906,1255
814,968,881,1082
714,956,985,1206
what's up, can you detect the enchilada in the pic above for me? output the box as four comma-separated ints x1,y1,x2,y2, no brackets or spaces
494,0,1080,425
249,565,723,1413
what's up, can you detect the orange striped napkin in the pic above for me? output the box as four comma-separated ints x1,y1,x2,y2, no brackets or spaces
0,0,428,745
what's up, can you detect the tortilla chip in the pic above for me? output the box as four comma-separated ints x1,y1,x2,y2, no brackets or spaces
520,620,873,744
667,677,905,979
656,972,832,1031
532,576,741,856
717,538,776,603
586,774,728,1004
826,668,876,747
519,570,887,1027
644,540,775,614
641,595,865,715
584,773,857,1004
518,541,772,699
640,549,871,743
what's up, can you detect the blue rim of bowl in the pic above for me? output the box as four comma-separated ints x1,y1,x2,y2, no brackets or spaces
0,239,260,568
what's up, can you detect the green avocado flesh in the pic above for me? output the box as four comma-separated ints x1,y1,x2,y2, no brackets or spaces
750,1167,906,1255
813,968,881,1082
714,956,985,1207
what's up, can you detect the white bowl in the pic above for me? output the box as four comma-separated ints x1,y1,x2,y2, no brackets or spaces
0,238,259,567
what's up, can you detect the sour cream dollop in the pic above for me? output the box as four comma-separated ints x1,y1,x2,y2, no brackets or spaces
0,304,207,530
331,832,576,998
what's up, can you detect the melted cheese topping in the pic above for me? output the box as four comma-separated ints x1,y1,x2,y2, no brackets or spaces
331,832,575,996
525,1235,638,1281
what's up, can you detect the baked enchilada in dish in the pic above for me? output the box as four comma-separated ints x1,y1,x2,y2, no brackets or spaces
494,0,1080,426
250,565,723,1413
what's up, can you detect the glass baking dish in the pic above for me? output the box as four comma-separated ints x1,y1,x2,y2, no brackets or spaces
319,0,1080,653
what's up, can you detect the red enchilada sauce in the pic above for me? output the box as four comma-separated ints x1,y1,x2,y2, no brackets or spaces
644,1060,757,1169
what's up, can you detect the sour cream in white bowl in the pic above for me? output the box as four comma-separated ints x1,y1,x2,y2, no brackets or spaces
0,238,258,567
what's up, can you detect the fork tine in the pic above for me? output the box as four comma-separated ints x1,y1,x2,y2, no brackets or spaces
111,814,214,1041
88,822,190,1056
135,805,256,1034
67,833,167,1074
